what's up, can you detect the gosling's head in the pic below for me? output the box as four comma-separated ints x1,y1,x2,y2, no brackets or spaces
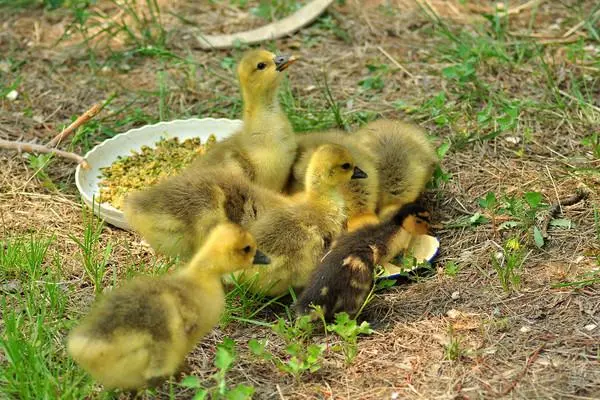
237,49,297,101
306,144,368,189
197,223,270,274
392,203,431,235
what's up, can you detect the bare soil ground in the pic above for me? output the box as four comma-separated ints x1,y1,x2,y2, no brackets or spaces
1,0,599,399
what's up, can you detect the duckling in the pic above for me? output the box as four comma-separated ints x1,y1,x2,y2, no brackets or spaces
294,203,431,321
286,130,380,231
187,49,297,192
123,167,291,260
123,49,297,259
67,223,270,391
353,119,438,219
228,144,368,296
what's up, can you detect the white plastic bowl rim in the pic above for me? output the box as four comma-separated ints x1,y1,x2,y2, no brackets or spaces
75,118,243,230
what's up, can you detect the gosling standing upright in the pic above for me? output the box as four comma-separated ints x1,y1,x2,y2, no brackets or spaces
187,49,298,191
124,50,298,259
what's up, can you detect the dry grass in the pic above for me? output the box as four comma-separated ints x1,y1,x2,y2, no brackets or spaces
1,0,599,399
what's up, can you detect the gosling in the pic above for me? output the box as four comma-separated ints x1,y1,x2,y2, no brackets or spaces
67,223,270,390
229,144,368,296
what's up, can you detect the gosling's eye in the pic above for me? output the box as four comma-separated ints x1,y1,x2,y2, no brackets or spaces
341,163,351,170
242,245,252,254
256,62,266,70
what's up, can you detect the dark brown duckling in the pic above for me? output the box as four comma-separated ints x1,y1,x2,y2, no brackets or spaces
295,203,431,321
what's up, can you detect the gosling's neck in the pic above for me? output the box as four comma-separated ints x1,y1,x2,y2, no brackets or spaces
241,86,282,132
176,250,223,288
304,177,346,212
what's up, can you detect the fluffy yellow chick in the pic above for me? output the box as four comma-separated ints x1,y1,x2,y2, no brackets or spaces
353,119,438,218
286,130,380,231
123,167,290,260
188,49,297,192
67,223,270,391
229,144,368,296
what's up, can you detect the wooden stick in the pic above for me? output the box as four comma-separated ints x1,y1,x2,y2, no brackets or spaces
0,139,89,169
48,103,102,147
195,0,333,49
377,46,414,78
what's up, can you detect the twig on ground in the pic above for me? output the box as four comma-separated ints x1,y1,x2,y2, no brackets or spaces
541,186,591,238
377,46,414,78
498,344,545,396
563,20,586,37
507,0,545,15
276,384,286,400
48,103,102,147
195,0,333,49
0,139,89,169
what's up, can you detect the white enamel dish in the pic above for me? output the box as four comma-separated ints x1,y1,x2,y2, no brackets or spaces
379,234,440,279
75,118,243,230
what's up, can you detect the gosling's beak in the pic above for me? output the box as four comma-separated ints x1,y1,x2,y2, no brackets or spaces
351,166,368,179
274,55,297,72
253,250,271,265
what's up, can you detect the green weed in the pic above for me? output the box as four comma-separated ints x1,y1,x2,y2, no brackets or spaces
553,250,600,289
0,76,21,98
222,273,291,327
158,70,169,121
358,63,388,92
492,237,527,292
313,14,351,43
429,140,452,188
26,154,58,191
0,235,52,280
477,191,552,248
416,91,456,127
250,0,304,21
65,0,167,54
582,132,600,159
181,338,254,400
70,205,112,294
320,72,347,130
249,315,325,380
0,236,94,399
326,313,372,364
0,0,68,9
444,329,463,361
553,269,600,289
279,78,341,133
444,261,460,277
